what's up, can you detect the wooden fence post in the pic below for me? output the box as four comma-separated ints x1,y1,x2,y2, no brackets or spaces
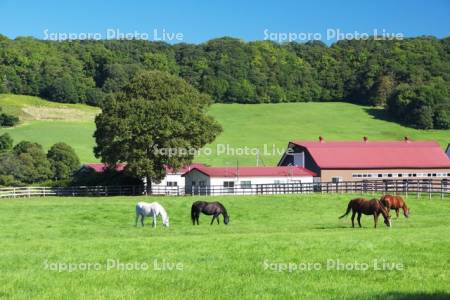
429,181,432,200
417,180,420,198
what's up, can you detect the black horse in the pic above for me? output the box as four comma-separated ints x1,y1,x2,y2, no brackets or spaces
191,201,229,225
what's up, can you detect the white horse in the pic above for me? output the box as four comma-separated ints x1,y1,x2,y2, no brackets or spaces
135,202,170,228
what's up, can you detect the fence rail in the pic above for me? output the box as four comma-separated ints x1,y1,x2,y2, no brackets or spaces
187,179,449,198
0,179,448,199
0,185,183,199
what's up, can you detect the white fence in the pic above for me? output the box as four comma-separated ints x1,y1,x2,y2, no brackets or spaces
0,179,448,199
0,185,182,198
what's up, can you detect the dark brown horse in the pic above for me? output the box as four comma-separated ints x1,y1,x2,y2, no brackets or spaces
191,201,229,225
339,198,391,228
380,195,410,218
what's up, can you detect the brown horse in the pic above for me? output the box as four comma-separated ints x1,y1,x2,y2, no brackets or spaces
339,198,391,228
380,195,410,218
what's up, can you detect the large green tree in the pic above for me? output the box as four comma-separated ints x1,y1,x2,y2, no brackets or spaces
94,71,222,189
12,141,52,183
47,143,80,180
0,133,13,152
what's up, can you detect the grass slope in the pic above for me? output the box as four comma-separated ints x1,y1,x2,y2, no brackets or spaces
1,94,449,164
0,194,449,299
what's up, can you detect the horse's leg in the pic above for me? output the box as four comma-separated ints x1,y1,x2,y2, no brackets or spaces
351,211,356,228
374,213,378,228
217,214,220,224
141,215,145,227
396,208,399,218
152,216,156,228
210,215,216,225
357,213,362,228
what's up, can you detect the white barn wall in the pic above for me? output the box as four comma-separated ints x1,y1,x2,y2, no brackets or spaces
153,174,185,188
184,169,314,195
209,176,313,185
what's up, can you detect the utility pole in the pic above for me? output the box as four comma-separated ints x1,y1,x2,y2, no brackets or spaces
256,151,260,167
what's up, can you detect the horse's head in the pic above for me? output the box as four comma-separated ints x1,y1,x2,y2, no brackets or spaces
224,214,229,225
378,200,392,227
403,206,410,218
163,217,170,227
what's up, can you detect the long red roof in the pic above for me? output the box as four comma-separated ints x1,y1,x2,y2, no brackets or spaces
290,140,450,169
84,163,206,174
84,163,127,172
165,163,207,174
183,166,316,177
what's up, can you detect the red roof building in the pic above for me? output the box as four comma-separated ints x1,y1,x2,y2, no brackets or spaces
182,165,316,194
278,137,450,182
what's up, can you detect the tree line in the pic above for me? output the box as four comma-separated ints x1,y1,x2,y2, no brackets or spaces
0,35,448,129
0,133,80,186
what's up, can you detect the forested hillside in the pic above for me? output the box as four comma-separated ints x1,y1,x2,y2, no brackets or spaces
0,35,449,129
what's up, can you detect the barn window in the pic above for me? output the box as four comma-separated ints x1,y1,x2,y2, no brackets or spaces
378,174,382,178
166,181,178,187
223,181,234,188
240,181,252,189
332,177,342,183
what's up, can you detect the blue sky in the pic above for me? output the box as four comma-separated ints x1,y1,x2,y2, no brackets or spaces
0,0,449,44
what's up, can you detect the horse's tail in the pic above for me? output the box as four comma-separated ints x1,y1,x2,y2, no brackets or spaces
191,204,197,222
339,201,352,219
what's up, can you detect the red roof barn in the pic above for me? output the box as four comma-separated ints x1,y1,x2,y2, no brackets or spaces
278,137,450,182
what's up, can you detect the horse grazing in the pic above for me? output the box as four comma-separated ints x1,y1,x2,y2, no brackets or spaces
380,195,410,218
191,201,229,225
339,198,391,228
135,202,170,228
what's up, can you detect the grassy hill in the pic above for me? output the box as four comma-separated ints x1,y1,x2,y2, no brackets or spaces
0,94,98,162
1,94,449,164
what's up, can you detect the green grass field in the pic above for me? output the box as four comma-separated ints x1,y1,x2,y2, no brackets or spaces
0,194,449,299
1,94,449,164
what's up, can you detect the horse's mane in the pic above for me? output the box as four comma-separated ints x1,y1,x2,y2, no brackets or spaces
216,202,228,216
377,200,390,218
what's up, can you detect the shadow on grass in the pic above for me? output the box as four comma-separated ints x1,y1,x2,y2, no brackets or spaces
367,292,450,300
313,225,349,230
364,107,400,124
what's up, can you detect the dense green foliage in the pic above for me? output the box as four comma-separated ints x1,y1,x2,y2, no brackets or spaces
0,136,80,186
0,107,19,127
72,168,141,187
47,143,80,180
0,35,448,128
94,71,222,185
1,194,449,298
0,133,13,152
